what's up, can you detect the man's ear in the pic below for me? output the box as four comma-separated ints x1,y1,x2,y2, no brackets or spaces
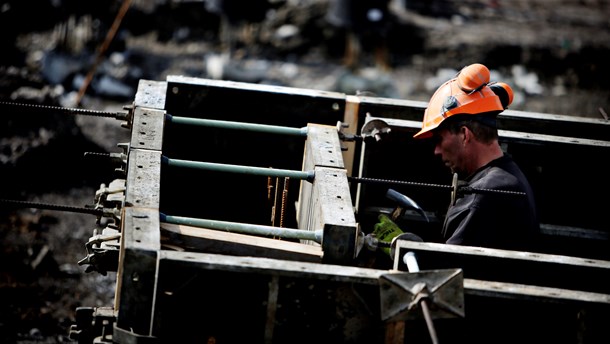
460,125,471,144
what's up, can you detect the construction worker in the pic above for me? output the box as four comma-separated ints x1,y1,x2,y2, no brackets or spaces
410,63,540,251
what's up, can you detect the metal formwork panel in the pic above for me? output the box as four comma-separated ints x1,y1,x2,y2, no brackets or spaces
105,76,610,344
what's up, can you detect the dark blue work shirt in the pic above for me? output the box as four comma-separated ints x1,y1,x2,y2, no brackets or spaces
442,154,540,251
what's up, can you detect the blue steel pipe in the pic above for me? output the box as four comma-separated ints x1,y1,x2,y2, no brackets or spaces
160,213,323,243
162,156,315,183
166,114,309,137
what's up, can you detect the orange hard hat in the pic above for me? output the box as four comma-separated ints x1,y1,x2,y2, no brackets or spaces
413,63,511,139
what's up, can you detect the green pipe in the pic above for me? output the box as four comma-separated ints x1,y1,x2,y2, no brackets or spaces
162,156,315,183
161,213,323,243
167,114,309,137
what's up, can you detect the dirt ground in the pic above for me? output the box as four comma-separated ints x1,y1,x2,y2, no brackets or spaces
0,0,609,343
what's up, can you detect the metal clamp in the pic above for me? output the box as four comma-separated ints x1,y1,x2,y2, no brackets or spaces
379,268,464,322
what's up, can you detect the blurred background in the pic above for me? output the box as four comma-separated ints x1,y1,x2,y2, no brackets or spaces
0,0,608,342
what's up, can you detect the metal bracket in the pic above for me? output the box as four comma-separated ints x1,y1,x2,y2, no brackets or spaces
92,178,126,227
379,269,465,322
69,306,116,344
77,227,121,275
112,142,130,177
361,117,392,142
119,104,134,130
113,325,158,344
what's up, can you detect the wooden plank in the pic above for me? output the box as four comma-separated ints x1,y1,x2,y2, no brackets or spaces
342,95,360,176
159,250,385,285
393,240,610,294
160,223,323,263
541,223,609,240
464,279,610,305
157,251,610,305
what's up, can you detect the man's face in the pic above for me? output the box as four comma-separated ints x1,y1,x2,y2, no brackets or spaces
432,127,466,176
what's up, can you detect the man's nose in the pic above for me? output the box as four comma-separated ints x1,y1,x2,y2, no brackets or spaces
433,143,442,156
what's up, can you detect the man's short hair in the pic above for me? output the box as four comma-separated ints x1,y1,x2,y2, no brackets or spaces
440,114,499,143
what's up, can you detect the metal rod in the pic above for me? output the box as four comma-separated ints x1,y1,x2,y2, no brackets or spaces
404,251,420,272
160,213,322,243
162,156,315,182
271,176,280,227
404,251,439,344
167,115,309,137
0,101,121,119
280,177,289,228
420,301,439,344
0,199,103,216
349,176,526,196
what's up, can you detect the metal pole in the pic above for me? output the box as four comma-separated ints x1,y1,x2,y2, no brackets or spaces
162,156,315,182
167,115,309,137
160,213,323,243
0,199,103,216
404,252,439,344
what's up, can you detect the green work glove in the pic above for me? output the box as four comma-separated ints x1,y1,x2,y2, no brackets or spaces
373,214,404,256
